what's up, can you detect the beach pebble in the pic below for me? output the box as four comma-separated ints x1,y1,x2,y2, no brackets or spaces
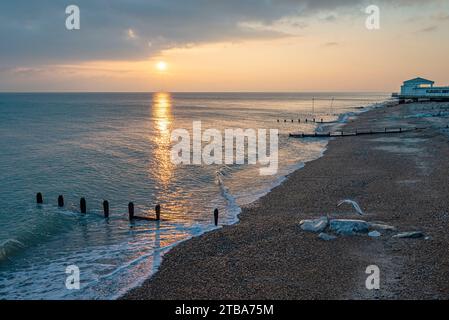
368,230,381,237
392,231,424,239
299,216,328,233
318,233,337,241
368,223,396,231
329,219,369,235
337,199,364,215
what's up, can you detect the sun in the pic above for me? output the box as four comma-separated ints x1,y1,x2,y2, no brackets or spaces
156,61,167,72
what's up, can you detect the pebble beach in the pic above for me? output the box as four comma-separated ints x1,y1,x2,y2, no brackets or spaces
123,101,449,300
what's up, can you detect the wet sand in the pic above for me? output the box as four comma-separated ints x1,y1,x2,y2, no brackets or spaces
123,102,449,300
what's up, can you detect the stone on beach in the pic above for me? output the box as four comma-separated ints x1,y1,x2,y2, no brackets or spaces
318,233,337,241
368,230,381,237
392,231,425,239
368,223,396,231
329,219,369,235
299,216,328,233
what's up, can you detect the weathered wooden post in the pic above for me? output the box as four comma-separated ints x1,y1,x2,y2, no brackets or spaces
128,202,134,220
214,208,219,226
36,192,43,204
103,200,109,218
58,195,64,207
80,197,87,214
155,204,161,221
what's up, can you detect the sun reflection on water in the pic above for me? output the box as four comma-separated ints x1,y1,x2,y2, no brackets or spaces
151,92,174,187
147,93,210,224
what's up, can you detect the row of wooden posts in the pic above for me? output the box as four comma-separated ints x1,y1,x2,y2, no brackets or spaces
277,118,334,124
289,127,422,138
36,193,220,226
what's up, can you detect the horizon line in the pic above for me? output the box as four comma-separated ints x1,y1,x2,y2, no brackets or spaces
0,90,391,94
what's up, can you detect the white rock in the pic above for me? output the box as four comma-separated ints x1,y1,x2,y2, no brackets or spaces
368,230,381,237
337,199,364,215
318,233,337,241
329,219,369,235
392,231,424,239
368,223,396,231
299,216,328,233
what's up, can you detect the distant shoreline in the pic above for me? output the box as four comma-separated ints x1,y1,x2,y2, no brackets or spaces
122,100,449,299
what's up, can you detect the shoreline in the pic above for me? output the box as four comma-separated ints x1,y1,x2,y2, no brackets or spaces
123,100,449,299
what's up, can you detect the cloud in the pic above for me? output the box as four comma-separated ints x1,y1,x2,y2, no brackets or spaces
127,28,137,39
0,0,443,67
417,25,438,33
323,14,338,22
323,42,340,47
434,13,449,21
0,0,362,66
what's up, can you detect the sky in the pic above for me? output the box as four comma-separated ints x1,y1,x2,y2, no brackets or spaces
0,0,448,92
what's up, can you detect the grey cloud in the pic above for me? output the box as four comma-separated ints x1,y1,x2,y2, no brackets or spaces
0,0,441,67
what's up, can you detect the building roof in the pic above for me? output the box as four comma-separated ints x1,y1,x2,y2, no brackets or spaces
403,77,434,85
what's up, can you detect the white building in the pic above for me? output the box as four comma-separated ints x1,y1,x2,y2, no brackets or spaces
396,77,449,101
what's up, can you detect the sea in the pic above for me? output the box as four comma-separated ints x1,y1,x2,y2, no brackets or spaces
0,92,389,299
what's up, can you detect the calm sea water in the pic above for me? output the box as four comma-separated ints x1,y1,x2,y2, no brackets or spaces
0,92,388,299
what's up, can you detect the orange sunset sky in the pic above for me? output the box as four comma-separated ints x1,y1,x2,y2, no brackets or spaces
0,0,448,92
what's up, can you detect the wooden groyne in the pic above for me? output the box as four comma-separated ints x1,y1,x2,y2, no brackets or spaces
289,127,423,138
35,193,220,226
277,118,337,124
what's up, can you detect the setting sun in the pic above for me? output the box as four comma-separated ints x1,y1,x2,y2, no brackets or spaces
156,61,167,72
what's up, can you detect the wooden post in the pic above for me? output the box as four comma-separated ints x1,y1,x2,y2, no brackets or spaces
155,204,161,221
36,192,43,204
103,200,109,218
312,97,315,114
58,195,64,207
80,197,86,214
399,127,402,133
321,119,323,123
214,208,219,226
128,202,134,220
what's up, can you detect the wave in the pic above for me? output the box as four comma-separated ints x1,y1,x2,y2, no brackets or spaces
0,238,26,261
215,167,240,215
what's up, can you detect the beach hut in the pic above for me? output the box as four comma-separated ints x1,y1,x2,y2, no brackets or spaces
395,77,449,101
